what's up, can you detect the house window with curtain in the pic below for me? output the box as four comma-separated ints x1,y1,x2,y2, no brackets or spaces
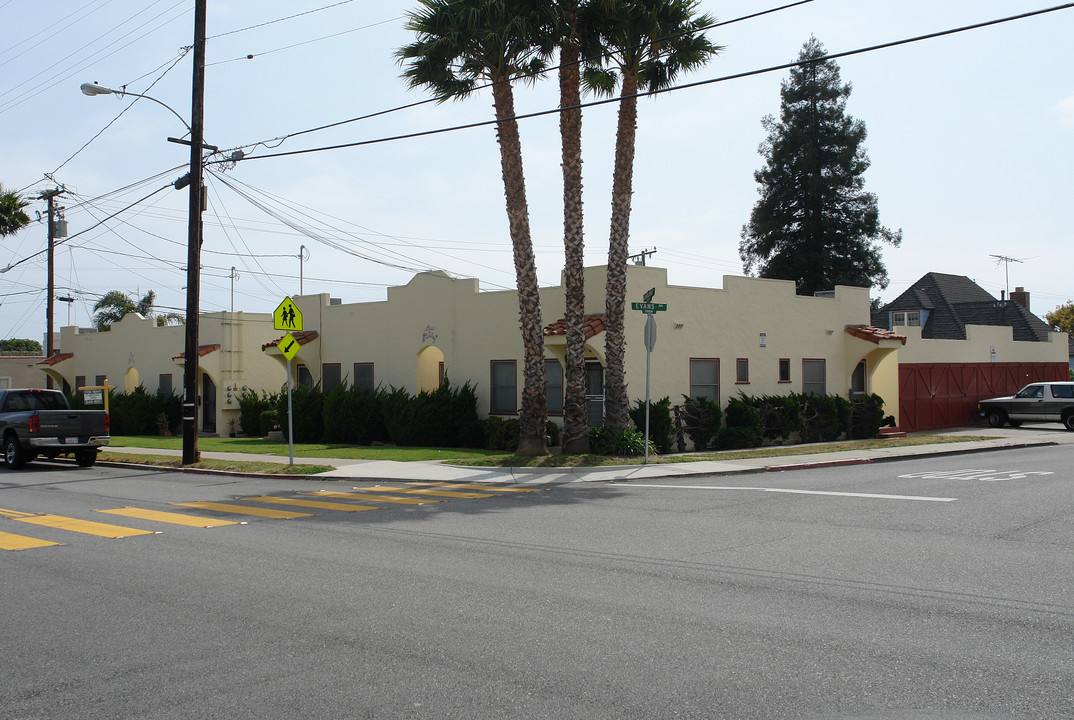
736,358,749,384
689,358,719,403
322,363,342,392
544,359,563,416
353,363,374,392
892,310,920,327
490,360,516,414
802,359,826,396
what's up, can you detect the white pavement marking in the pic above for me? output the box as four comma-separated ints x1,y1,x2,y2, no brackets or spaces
626,484,957,502
897,469,1055,482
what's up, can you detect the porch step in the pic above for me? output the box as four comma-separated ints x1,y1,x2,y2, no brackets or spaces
877,427,907,439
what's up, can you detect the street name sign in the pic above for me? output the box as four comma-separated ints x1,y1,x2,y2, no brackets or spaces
273,297,303,332
631,302,667,314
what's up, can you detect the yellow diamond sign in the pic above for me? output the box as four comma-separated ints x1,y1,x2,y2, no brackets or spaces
273,296,303,332
277,332,301,362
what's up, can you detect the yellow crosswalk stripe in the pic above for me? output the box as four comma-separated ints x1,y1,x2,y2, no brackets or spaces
243,496,380,512
407,482,539,493
300,490,441,505
360,485,493,499
172,501,312,519
0,507,37,519
96,507,240,528
15,514,157,539
0,530,62,551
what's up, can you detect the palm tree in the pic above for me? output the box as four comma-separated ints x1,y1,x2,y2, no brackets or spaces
0,184,31,237
93,290,182,330
556,0,590,454
398,0,556,456
580,0,720,431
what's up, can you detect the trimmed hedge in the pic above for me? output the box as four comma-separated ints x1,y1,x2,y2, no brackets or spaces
629,396,674,454
86,385,180,436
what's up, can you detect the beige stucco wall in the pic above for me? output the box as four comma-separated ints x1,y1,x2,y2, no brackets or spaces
0,355,48,389
283,266,886,420
41,311,279,434
897,324,1068,364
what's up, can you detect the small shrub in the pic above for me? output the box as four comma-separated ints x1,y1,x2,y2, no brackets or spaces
239,388,279,437
278,382,324,443
757,394,801,441
718,394,764,449
797,393,851,443
714,425,764,450
484,416,520,451
589,426,652,456
259,410,278,436
629,396,674,454
849,393,886,440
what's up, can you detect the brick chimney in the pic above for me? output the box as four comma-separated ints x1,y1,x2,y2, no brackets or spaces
1010,286,1030,312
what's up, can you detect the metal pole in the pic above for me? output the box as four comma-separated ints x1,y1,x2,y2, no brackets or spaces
230,266,236,312
644,338,652,464
46,194,55,357
299,244,306,295
182,0,207,465
286,358,294,466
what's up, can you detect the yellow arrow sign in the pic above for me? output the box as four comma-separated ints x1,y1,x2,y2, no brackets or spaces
278,332,301,362
273,296,303,332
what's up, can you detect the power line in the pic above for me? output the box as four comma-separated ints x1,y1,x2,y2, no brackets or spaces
219,2,1074,164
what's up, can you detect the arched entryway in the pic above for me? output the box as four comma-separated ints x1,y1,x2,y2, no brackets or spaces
416,346,444,392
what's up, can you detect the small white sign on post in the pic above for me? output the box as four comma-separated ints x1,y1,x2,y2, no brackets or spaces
83,389,104,405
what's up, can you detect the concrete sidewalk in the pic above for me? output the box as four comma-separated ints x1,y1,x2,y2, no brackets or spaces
100,425,1074,484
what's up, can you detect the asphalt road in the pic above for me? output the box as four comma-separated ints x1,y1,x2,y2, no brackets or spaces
2,445,1072,720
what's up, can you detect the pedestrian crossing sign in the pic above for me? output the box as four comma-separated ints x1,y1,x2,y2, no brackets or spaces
273,296,303,331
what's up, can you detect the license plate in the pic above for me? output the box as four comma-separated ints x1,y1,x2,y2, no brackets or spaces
60,437,71,444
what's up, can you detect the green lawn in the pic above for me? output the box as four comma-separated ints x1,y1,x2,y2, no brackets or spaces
105,433,996,470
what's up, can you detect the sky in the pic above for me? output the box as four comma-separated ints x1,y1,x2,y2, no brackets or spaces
1,0,1072,346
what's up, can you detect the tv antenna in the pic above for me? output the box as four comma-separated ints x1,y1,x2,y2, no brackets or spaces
989,254,1024,298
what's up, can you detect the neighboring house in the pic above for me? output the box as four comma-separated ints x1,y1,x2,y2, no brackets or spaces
37,311,282,435
874,273,1067,430
0,353,48,389
1069,335,1074,374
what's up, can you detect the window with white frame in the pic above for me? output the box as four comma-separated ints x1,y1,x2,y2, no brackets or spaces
892,310,920,327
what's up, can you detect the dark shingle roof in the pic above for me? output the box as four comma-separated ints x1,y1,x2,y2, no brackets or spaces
878,272,1053,342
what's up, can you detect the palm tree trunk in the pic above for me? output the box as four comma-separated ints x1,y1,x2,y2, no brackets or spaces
490,72,547,456
603,72,639,432
559,2,589,454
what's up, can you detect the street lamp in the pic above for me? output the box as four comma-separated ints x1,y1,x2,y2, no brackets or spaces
80,0,206,465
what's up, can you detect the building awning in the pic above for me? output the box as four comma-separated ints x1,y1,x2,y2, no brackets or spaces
36,352,74,366
845,325,907,345
543,315,607,340
172,343,221,360
262,330,319,352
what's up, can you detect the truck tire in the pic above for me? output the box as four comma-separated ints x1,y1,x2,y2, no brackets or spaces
75,450,98,468
1064,413,1074,432
3,435,28,469
987,409,1006,428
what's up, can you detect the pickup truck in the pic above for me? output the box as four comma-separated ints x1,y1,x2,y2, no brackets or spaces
0,388,110,468
977,381,1074,431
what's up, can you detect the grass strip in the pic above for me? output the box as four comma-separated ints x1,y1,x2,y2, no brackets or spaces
100,452,334,475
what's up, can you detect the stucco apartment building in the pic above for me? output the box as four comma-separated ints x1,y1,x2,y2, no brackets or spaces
35,265,1068,435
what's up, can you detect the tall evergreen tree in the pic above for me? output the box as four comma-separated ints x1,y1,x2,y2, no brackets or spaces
740,37,901,296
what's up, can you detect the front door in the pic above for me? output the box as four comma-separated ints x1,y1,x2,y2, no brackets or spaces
585,361,604,427
202,374,216,434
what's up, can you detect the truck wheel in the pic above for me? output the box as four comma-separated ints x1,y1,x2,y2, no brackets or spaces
75,450,98,468
3,436,28,469
987,409,1006,428
1064,413,1074,432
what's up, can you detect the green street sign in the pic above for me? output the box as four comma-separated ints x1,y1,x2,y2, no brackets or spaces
631,302,667,314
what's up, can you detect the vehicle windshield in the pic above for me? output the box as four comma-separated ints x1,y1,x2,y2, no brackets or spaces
1,391,68,412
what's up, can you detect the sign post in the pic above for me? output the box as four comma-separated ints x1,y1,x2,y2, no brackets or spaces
632,289,667,464
274,297,303,466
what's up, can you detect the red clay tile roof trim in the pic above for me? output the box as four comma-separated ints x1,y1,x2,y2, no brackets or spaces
36,352,74,366
172,343,221,360
845,325,907,345
262,330,319,351
543,314,607,340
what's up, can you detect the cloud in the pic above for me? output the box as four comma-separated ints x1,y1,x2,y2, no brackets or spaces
1058,92,1074,127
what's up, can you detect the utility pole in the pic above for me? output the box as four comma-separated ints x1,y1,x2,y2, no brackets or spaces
182,0,207,465
38,187,64,388
229,266,239,312
628,248,657,266
298,244,309,295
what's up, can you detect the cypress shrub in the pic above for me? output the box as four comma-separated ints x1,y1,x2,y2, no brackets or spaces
715,394,764,449
239,388,279,436
629,396,674,454
849,393,886,439
679,395,723,451
278,382,324,443
797,393,851,443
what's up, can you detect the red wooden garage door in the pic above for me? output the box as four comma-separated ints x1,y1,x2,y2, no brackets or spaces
898,362,1068,431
